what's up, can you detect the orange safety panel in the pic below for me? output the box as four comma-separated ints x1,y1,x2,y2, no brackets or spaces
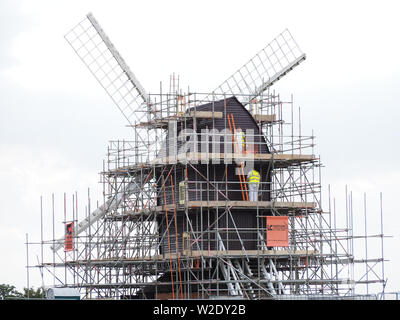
266,216,289,247
65,222,74,252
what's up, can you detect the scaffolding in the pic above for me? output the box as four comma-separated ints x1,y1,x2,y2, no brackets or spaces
27,87,387,300
25,13,388,300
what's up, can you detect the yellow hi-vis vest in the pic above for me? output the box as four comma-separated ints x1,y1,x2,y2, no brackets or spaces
236,131,246,149
240,131,245,146
248,170,260,185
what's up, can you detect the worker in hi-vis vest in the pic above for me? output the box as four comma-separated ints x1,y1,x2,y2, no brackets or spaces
247,169,260,201
235,128,246,154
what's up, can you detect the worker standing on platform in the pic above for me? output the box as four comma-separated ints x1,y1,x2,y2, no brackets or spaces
247,169,260,201
235,128,246,154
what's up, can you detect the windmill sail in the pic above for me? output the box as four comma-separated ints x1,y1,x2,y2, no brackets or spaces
57,13,156,252
64,12,153,126
209,29,306,105
51,177,145,252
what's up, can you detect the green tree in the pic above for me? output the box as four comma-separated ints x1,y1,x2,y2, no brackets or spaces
23,287,45,298
0,284,23,299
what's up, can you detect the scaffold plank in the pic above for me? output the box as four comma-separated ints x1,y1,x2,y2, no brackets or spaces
112,201,317,220
253,114,277,123
104,153,316,176
187,111,223,118
134,111,223,128
44,249,317,267
184,200,316,210
151,152,316,165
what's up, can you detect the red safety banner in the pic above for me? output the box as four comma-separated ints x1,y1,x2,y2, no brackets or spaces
65,222,74,252
266,216,289,247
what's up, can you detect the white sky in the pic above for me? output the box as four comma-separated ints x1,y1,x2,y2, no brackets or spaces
0,0,399,296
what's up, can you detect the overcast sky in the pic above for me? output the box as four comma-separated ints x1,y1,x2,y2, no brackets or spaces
0,0,399,296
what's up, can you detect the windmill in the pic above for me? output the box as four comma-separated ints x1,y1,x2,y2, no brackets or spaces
33,13,387,301
52,12,305,253
52,11,306,286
